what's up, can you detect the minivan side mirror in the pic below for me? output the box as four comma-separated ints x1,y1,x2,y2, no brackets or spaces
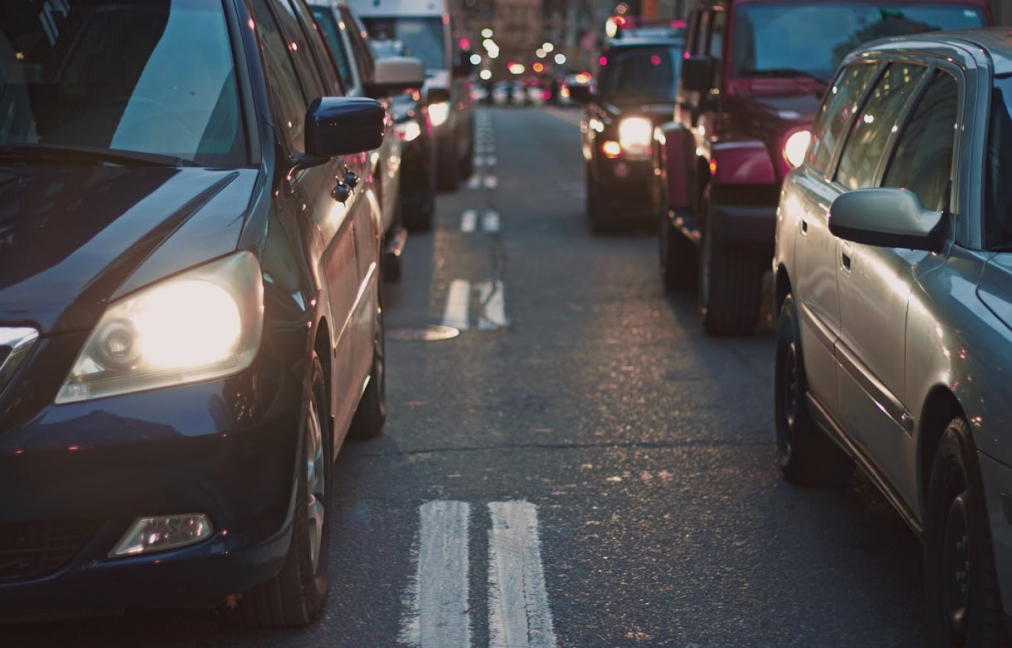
305,97,386,157
365,56,426,98
681,55,714,93
829,188,946,252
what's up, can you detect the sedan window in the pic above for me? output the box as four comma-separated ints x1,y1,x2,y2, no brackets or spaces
808,62,878,174
598,46,683,103
986,76,1012,249
0,0,245,167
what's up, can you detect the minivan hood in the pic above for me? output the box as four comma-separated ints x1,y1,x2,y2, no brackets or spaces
0,165,256,334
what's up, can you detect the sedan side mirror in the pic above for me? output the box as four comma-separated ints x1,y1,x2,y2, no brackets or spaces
365,57,426,98
305,97,386,158
829,188,946,252
681,55,714,93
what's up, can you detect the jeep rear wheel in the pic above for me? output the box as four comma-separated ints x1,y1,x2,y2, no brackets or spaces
660,211,696,291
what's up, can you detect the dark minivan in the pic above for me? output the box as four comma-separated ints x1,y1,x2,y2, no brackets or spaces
0,0,395,625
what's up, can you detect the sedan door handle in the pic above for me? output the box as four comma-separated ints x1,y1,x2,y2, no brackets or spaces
841,252,851,271
801,219,808,234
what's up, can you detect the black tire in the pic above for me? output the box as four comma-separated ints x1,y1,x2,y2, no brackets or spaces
698,188,764,336
774,294,853,488
659,211,696,291
925,417,1011,648
234,353,332,627
586,164,617,234
349,287,386,439
459,127,475,180
436,137,460,192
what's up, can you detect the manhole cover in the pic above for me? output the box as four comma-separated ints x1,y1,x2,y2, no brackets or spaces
386,325,460,342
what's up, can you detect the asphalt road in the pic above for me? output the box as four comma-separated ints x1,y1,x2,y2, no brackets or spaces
8,106,926,648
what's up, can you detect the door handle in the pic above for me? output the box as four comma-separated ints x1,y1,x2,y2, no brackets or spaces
842,252,851,271
801,219,808,234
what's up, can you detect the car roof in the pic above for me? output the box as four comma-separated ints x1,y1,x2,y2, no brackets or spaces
849,26,1012,76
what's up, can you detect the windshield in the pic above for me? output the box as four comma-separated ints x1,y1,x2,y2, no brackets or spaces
0,0,244,167
361,17,445,72
732,3,986,80
598,45,683,102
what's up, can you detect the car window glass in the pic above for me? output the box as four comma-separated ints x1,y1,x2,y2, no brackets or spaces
311,7,356,89
835,62,926,190
361,17,444,72
270,0,326,101
0,0,245,166
707,9,725,88
692,11,710,56
808,62,878,174
986,75,1012,248
249,0,308,150
883,70,957,212
598,46,683,102
290,0,343,95
342,9,376,82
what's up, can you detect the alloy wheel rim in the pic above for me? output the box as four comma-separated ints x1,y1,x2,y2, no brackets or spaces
942,489,970,636
305,398,326,574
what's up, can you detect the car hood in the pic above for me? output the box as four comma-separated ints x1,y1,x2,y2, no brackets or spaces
0,165,257,334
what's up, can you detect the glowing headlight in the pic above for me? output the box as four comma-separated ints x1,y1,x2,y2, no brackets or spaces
783,129,812,169
428,101,450,128
618,117,652,158
57,251,264,404
395,120,422,143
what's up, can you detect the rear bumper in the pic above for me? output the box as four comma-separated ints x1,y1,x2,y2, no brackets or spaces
594,158,655,222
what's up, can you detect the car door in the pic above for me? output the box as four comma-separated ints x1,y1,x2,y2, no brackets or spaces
836,68,960,510
791,61,879,412
249,0,372,435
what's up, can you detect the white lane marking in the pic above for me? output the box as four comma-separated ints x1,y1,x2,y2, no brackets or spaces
482,210,500,233
442,280,471,330
485,155,497,167
477,280,508,330
474,156,486,167
484,176,498,189
488,501,557,648
467,175,482,190
399,501,472,648
461,209,477,232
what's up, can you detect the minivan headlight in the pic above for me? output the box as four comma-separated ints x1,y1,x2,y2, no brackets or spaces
56,252,264,404
617,117,652,158
429,101,450,128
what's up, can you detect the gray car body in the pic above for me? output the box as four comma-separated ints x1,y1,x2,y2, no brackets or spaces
773,27,1012,617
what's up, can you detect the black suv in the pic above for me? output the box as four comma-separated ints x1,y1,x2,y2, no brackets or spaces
571,24,684,233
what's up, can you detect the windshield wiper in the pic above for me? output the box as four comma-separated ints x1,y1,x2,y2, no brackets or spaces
747,68,830,86
0,145,199,168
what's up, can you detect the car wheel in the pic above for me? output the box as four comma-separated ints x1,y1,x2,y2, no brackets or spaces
586,164,616,234
698,188,763,335
925,417,1011,648
403,198,434,233
459,127,474,180
659,211,696,291
436,138,460,192
234,353,332,626
774,293,853,487
349,287,386,438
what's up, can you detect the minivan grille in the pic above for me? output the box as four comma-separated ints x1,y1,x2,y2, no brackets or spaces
0,521,99,582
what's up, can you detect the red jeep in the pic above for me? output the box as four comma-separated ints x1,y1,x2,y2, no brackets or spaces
656,0,991,335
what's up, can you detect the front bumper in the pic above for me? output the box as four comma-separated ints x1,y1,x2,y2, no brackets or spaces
594,157,655,222
0,335,303,613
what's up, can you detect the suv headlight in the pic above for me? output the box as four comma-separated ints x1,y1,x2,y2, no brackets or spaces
429,101,450,128
617,117,652,159
783,129,812,169
56,251,264,404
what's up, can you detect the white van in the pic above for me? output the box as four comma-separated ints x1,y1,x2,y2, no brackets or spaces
346,0,475,190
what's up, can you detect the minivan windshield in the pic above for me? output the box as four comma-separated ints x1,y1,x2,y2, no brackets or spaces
732,3,986,81
360,17,445,72
598,45,684,102
0,0,245,167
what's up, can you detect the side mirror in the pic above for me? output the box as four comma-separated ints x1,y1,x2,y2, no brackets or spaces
426,87,451,105
829,188,946,252
567,83,595,104
365,56,426,98
681,55,714,93
305,97,386,157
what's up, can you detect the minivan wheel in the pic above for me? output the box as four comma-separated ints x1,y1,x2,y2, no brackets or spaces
586,165,617,234
349,288,386,438
774,294,852,488
925,418,1010,648
436,138,460,191
698,190,763,335
234,353,332,627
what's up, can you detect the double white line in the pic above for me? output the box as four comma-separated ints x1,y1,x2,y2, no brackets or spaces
442,279,507,331
399,501,557,648
461,209,500,233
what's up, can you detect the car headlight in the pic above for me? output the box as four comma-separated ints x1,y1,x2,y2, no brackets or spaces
617,117,652,158
783,129,811,169
429,101,450,128
56,251,264,404
396,120,422,143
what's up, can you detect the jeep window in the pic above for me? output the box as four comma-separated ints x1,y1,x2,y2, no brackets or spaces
808,62,878,174
598,46,683,103
0,0,245,167
706,9,725,89
985,76,1012,248
882,70,957,213
312,7,355,88
361,17,444,73
732,4,985,81
835,63,926,190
